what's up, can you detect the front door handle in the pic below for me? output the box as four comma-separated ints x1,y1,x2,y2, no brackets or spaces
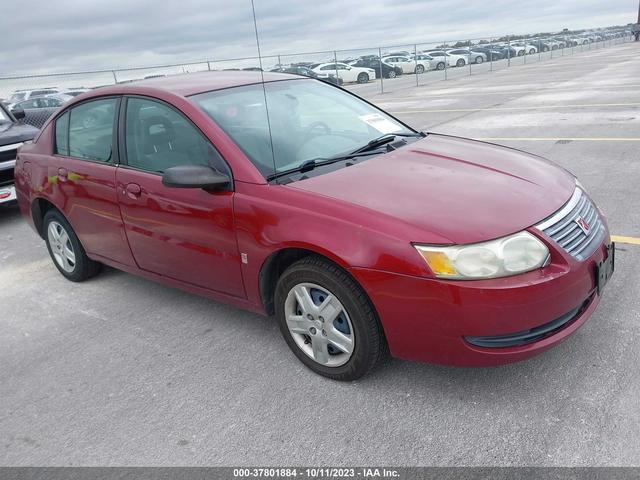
124,183,142,199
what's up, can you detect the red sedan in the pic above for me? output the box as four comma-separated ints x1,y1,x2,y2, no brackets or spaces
14,72,614,380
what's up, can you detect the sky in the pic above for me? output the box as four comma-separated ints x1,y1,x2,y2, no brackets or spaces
1,0,637,76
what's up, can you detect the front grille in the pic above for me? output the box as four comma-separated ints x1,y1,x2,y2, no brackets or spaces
0,168,14,187
0,148,18,164
535,187,605,261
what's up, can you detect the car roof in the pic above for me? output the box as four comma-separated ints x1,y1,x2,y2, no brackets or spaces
85,71,301,98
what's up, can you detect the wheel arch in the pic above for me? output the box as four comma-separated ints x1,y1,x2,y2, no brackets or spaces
31,197,60,239
259,246,363,316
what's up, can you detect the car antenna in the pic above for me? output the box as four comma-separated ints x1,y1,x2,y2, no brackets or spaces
250,0,278,182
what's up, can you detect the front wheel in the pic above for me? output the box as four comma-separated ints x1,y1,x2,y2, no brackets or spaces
456,58,465,67
44,210,101,282
529,48,536,54
475,56,483,64
275,256,385,381
387,70,396,79
436,62,445,70
357,73,369,84
414,64,425,74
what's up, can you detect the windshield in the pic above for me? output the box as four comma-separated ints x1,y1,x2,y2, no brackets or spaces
192,79,414,178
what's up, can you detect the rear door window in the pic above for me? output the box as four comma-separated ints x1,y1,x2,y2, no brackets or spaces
68,98,118,162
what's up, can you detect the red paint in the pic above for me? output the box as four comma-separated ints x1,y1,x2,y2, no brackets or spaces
15,73,611,366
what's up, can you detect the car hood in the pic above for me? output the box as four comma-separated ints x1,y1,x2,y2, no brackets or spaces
288,134,576,244
0,122,39,145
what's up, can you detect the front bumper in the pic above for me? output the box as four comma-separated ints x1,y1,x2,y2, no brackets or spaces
350,235,612,367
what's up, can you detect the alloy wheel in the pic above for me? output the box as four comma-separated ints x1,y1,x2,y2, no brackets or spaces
47,221,76,273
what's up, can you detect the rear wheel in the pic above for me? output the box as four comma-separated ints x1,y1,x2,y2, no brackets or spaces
529,48,536,54
414,64,425,74
436,62,445,70
456,58,465,67
43,210,101,282
475,56,483,64
275,256,385,381
387,70,397,79
357,73,369,84
517,50,524,56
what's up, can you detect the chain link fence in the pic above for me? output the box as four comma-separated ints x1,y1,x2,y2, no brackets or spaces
0,26,633,129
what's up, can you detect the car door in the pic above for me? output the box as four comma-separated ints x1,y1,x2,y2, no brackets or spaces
51,96,136,266
115,96,244,297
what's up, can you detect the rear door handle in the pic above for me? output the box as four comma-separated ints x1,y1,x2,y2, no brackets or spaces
124,183,142,199
58,167,68,181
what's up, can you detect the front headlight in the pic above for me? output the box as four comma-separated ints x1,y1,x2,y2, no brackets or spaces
414,231,550,280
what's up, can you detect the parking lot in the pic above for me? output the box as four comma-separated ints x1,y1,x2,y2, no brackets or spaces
1,41,639,466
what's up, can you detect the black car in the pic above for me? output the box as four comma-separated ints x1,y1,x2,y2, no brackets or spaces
0,103,39,205
469,46,505,61
270,66,343,85
350,58,403,79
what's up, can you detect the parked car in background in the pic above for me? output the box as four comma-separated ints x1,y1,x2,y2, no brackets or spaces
512,42,538,55
270,65,343,85
412,53,445,70
381,55,430,74
468,46,505,60
63,88,91,97
0,102,39,205
7,88,61,104
9,94,71,129
347,58,402,79
15,72,614,380
446,49,486,64
311,62,375,83
424,50,469,67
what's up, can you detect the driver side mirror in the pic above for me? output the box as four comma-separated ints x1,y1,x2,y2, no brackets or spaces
162,165,231,191
12,108,26,120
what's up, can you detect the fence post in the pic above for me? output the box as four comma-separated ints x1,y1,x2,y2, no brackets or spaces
378,47,384,94
112,70,118,84
489,38,493,71
414,44,419,86
277,55,281,68
333,51,339,85
468,39,472,75
207,60,211,71
507,35,511,67
444,45,448,80
538,35,542,61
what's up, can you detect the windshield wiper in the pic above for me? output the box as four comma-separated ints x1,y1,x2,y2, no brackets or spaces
266,150,385,182
350,132,426,155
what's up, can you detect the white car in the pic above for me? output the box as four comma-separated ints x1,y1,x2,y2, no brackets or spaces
7,88,61,104
423,50,467,67
447,49,487,64
512,43,538,55
411,54,446,71
311,62,375,84
381,56,430,74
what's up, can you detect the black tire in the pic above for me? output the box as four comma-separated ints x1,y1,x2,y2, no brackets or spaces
275,255,386,381
529,48,536,55
456,58,465,67
543,46,550,52
436,62,445,70
387,70,396,79
414,64,425,74
357,72,369,84
517,50,524,56
475,56,483,64
43,209,101,282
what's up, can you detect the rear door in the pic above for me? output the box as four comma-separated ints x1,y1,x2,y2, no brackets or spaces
51,96,136,266
115,96,244,297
